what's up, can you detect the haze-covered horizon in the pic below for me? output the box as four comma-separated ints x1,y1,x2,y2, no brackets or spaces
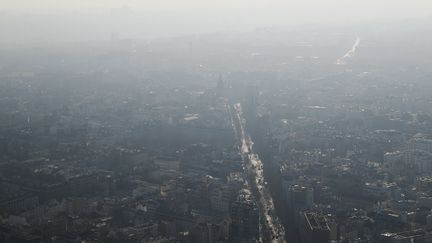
1,1,432,44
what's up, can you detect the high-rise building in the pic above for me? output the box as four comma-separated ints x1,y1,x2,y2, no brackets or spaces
408,133,432,153
404,149,432,173
209,183,232,213
230,190,259,241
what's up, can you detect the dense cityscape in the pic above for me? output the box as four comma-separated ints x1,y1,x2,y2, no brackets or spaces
1,8,432,243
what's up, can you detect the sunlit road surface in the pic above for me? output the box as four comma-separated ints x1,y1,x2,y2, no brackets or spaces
336,36,361,65
229,103,286,243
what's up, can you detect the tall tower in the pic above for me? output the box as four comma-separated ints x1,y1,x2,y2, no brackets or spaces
216,74,224,97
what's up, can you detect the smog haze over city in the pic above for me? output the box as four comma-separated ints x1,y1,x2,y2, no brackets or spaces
1,1,432,243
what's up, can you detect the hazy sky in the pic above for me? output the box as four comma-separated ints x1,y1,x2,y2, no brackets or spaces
1,1,432,43
3,0,432,16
